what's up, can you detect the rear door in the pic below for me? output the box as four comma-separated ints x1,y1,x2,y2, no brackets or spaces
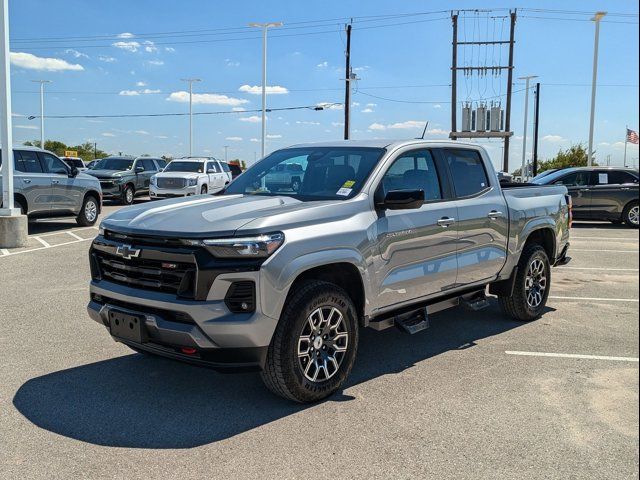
14,150,53,215
440,147,509,286
373,148,458,309
589,170,639,219
550,171,592,218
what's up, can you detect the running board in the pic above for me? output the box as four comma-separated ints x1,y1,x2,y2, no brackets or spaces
461,291,490,311
395,308,429,334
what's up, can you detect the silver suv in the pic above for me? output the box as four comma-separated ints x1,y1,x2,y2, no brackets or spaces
0,147,102,226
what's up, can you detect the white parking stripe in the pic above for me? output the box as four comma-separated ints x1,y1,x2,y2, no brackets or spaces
506,351,639,362
0,237,93,258
571,237,639,241
570,249,638,253
549,295,639,303
36,226,99,238
66,231,84,240
33,236,51,248
557,266,639,272
0,248,9,256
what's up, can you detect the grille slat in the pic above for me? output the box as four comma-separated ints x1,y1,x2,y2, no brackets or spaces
157,177,187,189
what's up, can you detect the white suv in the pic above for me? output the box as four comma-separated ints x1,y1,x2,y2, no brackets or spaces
150,157,232,199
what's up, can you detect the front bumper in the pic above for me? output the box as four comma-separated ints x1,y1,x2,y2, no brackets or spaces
150,185,198,199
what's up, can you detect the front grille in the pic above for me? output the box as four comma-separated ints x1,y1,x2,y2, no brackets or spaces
93,250,196,298
104,230,185,247
100,180,115,188
225,281,256,313
157,177,187,189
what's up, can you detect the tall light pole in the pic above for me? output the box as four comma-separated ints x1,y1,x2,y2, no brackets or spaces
519,75,537,181
249,22,282,160
180,78,201,156
223,145,229,162
31,79,51,149
587,11,606,166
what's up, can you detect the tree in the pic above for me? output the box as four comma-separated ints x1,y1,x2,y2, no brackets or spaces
538,144,597,173
23,139,109,161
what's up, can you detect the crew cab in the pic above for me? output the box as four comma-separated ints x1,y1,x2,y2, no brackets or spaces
149,157,232,199
87,140,571,402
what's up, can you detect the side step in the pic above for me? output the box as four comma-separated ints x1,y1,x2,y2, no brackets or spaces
368,297,460,332
461,291,490,311
394,308,430,335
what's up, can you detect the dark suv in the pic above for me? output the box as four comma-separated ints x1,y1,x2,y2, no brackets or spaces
533,167,639,227
86,156,165,204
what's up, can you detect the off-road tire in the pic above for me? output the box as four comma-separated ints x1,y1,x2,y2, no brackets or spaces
76,194,99,226
260,280,359,403
499,244,551,321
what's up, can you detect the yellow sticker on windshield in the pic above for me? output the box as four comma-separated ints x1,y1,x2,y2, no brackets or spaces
342,180,355,188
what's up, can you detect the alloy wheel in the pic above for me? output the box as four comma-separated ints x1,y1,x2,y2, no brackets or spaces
525,258,547,308
85,200,98,222
629,205,639,226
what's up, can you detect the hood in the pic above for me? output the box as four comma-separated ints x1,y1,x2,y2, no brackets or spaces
86,169,130,179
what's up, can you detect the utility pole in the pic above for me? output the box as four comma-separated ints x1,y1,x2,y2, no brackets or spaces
94,142,97,159
249,22,282,160
532,82,541,177
519,75,537,181
450,12,458,137
344,22,352,140
180,78,201,157
223,145,229,162
31,80,51,149
588,11,607,166
502,10,517,173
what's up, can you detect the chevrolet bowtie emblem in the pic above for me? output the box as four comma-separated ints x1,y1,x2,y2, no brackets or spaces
115,244,141,260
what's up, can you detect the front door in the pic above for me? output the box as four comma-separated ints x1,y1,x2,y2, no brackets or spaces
137,159,157,191
373,149,458,310
38,152,78,212
551,171,592,219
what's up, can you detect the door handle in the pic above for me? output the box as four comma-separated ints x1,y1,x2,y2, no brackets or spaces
22,179,31,184
52,180,60,184
488,210,504,220
621,187,631,191
579,188,590,192
437,217,455,228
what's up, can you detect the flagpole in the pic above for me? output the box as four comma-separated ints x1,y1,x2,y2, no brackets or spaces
624,125,628,167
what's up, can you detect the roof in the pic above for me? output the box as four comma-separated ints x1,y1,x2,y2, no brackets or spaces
556,166,639,172
172,157,218,162
287,139,482,150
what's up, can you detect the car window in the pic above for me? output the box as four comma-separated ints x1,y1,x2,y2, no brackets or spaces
154,159,167,169
220,162,231,172
17,150,44,173
39,153,69,175
554,171,590,187
207,162,219,173
442,148,490,197
0,150,21,171
140,159,156,171
381,150,442,201
597,170,639,185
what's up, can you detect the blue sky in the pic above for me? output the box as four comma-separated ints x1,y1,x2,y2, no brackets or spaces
6,0,639,171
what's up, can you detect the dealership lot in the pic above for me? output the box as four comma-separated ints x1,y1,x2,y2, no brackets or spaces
0,203,638,479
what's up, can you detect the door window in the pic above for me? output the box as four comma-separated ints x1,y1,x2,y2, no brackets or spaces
207,162,219,173
381,150,442,201
39,153,69,175
141,159,156,171
442,149,490,197
598,171,639,185
16,151,44,173
554,171,590,187
220,162,231,173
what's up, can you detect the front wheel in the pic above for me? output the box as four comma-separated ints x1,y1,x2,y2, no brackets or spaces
200,185,208,195
623,201,639,228
260,280,359,403
76,195,99,226
498,244,551,321
121,185,135,205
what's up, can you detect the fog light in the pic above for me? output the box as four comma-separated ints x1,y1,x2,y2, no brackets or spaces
181,347,197,355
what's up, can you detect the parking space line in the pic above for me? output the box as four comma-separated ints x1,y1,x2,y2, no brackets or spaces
556,267,639,272
570,249,638,253
506,351,639,362
0,248,9,256
570,237,639,241
33,236,51,248
0,237,93,258
66,231,84,240
35,226,99,238
549,295,639,303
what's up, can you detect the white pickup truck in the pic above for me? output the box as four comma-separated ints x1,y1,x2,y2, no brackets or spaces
150,157,232,199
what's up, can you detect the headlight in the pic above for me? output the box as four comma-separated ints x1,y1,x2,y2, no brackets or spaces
98,225,105,236
113,176,125,184
188,178,198,187
188,232,284,258
150,176,157,186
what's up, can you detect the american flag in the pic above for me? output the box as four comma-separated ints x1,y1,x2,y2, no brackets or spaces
627,128,639,145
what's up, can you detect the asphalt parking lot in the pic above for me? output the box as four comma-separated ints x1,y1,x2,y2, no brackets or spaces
1,200,638,479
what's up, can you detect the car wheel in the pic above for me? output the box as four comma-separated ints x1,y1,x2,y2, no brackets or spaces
121,185,135,205
260,280,359,403
291,178,301,192
200,185,208,195
498,244,551,321
76,195,99,226
623,201,639,228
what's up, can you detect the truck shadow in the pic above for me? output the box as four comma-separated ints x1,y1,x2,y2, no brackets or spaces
13,303,548,449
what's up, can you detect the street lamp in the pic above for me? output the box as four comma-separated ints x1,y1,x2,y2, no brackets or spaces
31,79,51,149
249,22,282,160
587,11,606,166
180,78,201,156
223,145,229,163
518,75,538,181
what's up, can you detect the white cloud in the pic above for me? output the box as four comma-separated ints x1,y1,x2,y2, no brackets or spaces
369,120,425,131
112,41,140,52
225,59,240,67
598,142,611,147
117,32,135,39
136,81,147,87
366,103,377,107
119,88,160,96
250,138,260,142
239,84,289,95
426,128,449,136
433,104,442,109
155,135,169,139
10,52,84,71
317,61,328,68
361,108,374,113
165,47,176,53
98,55,117,63
352,65,370,72
296,120,320,125
266,134,282,139
146,60,164,66
167,91,249,106
15,125,38,130
101,132,116,137
134,130,150,135
368,123,386,131
232,107,246,112
331,121,345,127
143,41,158,53
64,49,89,59
225,136,243,141
542,135,566,143
240,115,262,123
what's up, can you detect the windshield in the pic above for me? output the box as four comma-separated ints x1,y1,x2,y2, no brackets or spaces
64,158,84,168
224,147,386,201
93,158,134,171
164,161,205,173
532,169,575,185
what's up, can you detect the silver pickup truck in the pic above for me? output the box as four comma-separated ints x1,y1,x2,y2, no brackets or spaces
87,140,571,402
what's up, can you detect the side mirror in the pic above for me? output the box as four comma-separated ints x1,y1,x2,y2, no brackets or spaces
135,166,144,173
377,189,425,210
69,166,79,177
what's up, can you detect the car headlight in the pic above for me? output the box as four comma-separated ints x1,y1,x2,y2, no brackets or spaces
150,176,157,186
113,176,125,184
186,232,284,258
188,178,198,187
98,225,105,236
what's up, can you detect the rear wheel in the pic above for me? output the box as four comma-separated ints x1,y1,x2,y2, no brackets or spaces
121,184,135,205
261,280,359,403
499,244,551,321
623,201,639,228
76,195,99,226
200,184,208,195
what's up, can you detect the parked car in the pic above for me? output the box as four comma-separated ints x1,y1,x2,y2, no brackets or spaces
61,156,87,172
86,156,164,205
88,140,571,402
533,167,639,227
531,169,559,182
0,147,102,226
264,162,304,192
150,157,232,199
86,160,99,169
227,162,243,179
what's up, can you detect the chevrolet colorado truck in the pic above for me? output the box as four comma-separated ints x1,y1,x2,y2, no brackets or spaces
87,140,571,402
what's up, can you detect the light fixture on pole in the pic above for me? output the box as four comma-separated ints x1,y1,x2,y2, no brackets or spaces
180,78,201,156
249,22,282,161
518,75,537,181
587,11,606,167
31,79,51,149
